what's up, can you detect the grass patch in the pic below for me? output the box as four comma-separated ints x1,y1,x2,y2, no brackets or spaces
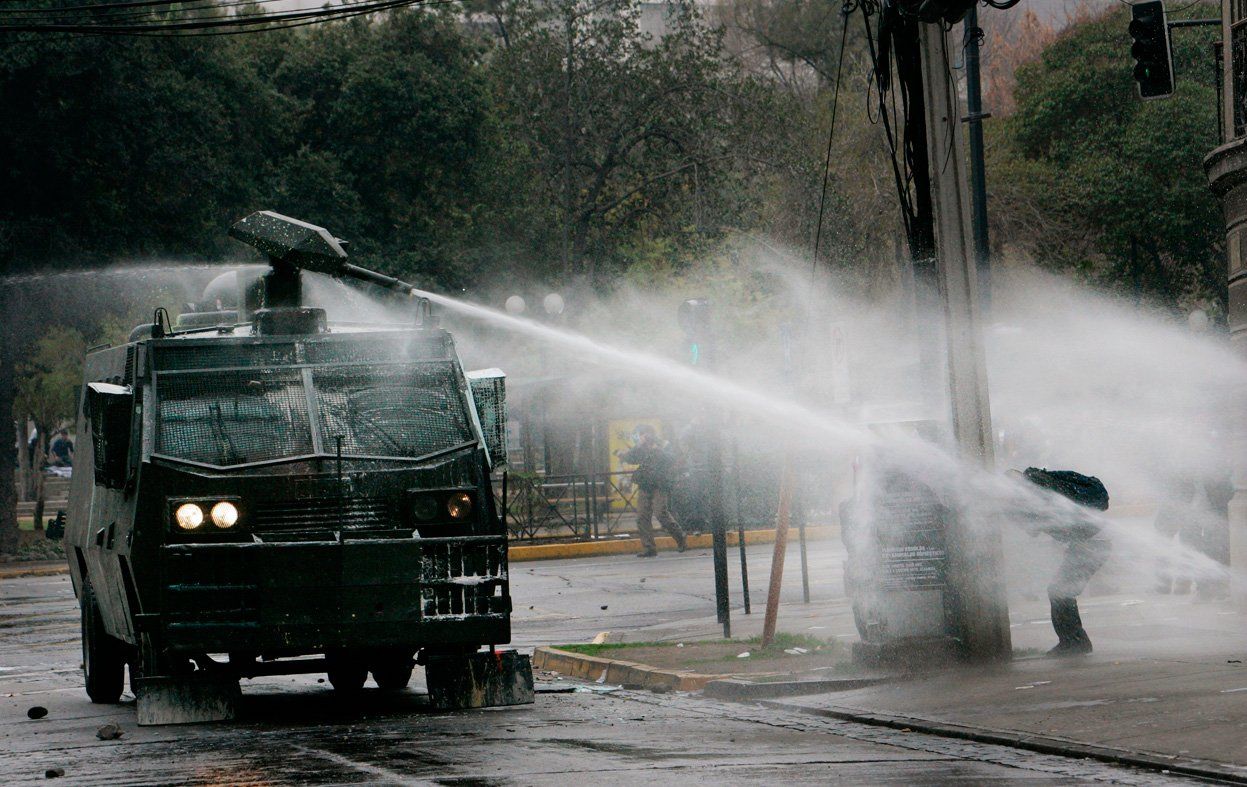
556,632,833,658
9,539,65,562
551,632,851,677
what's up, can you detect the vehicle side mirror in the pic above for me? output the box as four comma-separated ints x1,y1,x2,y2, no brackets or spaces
466,369,507,468
86,382,134,489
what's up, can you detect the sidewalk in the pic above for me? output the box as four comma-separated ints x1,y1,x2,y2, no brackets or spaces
581,590,1247,779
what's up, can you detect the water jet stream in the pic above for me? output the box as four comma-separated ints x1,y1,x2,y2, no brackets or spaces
405,286,1232,588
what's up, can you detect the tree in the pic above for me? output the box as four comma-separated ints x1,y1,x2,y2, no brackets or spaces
725,0,853,89
488,0,753,285
14,326,86,531
269,8,502,291
987,5,1224,312
0,33,292,270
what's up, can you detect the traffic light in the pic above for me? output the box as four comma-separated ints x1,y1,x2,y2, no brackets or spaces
1129,0,1174,100
678,298,711,366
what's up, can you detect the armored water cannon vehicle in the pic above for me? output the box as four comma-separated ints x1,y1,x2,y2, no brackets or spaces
66,211,529,725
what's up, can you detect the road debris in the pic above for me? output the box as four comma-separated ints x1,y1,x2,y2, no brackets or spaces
95,724,123,741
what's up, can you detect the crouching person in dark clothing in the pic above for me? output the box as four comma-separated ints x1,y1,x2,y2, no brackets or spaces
622,425,687,558
1015,467,1112,657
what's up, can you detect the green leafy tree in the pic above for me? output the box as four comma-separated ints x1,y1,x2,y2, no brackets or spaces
987,5,1223,312
489,0,756,285
14,326,86,531
0,34,292,268
270,9,502,290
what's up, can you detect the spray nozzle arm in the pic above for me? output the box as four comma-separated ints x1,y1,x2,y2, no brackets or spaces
229,211,348,275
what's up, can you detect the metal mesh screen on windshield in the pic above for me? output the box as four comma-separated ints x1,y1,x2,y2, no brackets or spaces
157,369,313,466
314,363,472,459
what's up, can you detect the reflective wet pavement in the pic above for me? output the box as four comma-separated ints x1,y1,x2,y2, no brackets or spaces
0,554,1205,784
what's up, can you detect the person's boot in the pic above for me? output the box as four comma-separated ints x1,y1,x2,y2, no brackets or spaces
636,547,657,558
1047,596,1092,657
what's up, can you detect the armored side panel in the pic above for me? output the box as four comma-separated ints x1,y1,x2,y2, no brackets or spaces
67,341,147,645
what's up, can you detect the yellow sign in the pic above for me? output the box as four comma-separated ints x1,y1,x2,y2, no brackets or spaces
608,418,665,510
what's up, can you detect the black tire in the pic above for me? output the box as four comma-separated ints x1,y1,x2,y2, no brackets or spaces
81,582,125,704
326,651,368,693
370,651,414,691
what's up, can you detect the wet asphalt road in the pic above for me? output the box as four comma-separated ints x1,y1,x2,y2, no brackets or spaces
0,550,1202,785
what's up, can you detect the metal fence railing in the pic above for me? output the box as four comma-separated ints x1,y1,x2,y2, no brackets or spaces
494,471,642,542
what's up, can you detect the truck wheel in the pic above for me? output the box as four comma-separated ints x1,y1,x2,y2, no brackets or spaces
370,651,414,691
326,651,368,693
81,583,125,704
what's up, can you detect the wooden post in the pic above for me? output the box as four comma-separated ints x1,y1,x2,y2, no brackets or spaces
760,456,796,646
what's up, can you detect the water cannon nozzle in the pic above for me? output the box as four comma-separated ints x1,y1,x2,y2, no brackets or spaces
229,211,349,276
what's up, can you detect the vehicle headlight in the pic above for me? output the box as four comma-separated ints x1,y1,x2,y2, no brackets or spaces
411,495,439,522
210,501,239,529
175,503,204,531
447,492,473,520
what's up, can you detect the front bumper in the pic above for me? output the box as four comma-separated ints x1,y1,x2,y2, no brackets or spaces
148,535,510,653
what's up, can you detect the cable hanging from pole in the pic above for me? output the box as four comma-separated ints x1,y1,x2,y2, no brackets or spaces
0,0,438,36
810,3,852,279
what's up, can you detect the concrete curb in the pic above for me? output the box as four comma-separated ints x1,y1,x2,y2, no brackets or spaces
758,700,1247,785
509,525,835,562
0,561,69,579
702,677,891,701
532,646,720,692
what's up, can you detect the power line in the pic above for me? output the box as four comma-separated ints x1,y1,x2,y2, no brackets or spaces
0,0,427,34
0,0,227,16
811,8,850,278
0,0,301,27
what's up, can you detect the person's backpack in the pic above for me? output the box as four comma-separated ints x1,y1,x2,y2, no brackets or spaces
1023,468,1109,511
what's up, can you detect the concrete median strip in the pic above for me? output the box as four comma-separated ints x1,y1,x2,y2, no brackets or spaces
0,561,70,579
532,644,886,699
532,646,721,692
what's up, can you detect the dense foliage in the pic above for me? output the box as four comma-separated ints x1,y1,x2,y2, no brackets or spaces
987,5,1224,313
0,1,807,293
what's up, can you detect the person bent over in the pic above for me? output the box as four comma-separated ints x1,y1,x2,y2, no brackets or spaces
623,425,687,558
1016,467,1111,657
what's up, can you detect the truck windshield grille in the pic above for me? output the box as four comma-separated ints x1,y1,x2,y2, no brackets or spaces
157,369,313,466
313,365,472,459
156,363,472,467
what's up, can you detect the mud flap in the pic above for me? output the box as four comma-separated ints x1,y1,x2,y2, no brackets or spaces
425,650,534,711
135,675,240,726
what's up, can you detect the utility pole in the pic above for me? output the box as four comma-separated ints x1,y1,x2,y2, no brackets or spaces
561,1,576,278
918,23,1011,661
679,299,731,637
963,6,991,316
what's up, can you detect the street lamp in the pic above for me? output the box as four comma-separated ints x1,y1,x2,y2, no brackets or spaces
504,295,527,315
543,293,565,317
